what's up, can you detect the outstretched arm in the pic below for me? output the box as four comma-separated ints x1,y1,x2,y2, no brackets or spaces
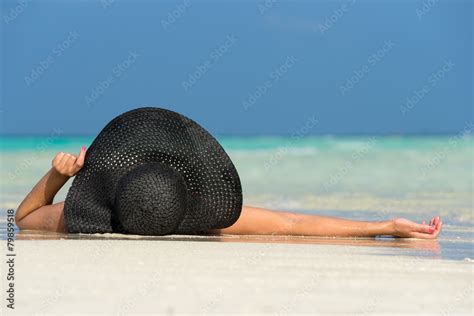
211,205,442,239
15,147,86,232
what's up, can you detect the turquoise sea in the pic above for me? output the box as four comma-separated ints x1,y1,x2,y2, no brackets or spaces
1,135,473,260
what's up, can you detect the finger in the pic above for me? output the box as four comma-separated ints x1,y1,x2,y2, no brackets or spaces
66,155,77,165
58,153,69,166
422,220,426,225
429,218,434,226
412,220,442,239
67,156,78,173
434,216,441,226
431,227,441,238
414,223,436,234
54,152,65,164
429,222,441,236
59,153,71,167
76,146,86,168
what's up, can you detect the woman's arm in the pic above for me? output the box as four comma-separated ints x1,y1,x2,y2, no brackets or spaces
15,148,86,232
211,205,442,239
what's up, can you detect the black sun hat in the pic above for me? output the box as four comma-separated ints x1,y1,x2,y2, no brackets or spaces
64,107,242,235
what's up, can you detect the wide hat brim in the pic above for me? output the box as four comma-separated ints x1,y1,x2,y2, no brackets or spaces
64,107,242,234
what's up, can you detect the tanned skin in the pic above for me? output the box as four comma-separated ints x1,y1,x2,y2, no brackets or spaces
16,148,443,239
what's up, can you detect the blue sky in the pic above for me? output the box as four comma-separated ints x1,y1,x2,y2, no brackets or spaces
1,0,472,136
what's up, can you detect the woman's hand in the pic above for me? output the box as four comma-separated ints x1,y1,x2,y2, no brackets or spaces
391,216,442,239
16,146,87,230
52,146,87,177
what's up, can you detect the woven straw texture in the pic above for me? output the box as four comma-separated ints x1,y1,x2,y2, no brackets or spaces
64,107,242,235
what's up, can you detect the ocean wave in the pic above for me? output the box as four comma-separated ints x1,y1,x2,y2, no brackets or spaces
229,146,319,157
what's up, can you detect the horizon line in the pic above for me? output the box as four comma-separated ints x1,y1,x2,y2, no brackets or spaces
0,132,471,138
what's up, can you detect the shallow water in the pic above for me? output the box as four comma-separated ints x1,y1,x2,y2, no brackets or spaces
1,135,472,260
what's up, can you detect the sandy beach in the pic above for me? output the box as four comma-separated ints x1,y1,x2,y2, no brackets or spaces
2,233,472,315
2,136,472,315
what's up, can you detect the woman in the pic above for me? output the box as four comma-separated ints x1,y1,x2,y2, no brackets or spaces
15,108,442,239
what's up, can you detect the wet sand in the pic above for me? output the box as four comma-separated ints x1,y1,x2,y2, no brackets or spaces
4,233,474,315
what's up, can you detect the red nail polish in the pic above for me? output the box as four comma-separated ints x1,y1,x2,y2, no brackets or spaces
82,146,86,151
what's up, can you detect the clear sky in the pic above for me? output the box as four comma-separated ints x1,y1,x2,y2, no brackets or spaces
1,0,472,136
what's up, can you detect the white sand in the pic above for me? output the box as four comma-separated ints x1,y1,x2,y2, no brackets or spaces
5,238,474,315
